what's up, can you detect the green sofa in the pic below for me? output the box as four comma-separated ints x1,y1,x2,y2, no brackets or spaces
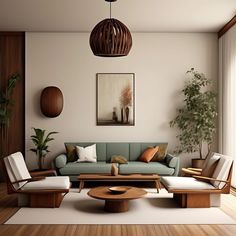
54,142,179,181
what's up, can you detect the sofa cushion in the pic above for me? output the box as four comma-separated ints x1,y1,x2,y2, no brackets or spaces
64,143,106,162
55,154,67,168
129,143,142,161
151,143,168,162
165,154,178,168
111,155,128,164
106,143,129,161
139,146,159,163
65,144,77,162
119,161,175,175
161,176,215,190
22,176,70,190
59,162,115,175
129,143,169,161
76,144,97,163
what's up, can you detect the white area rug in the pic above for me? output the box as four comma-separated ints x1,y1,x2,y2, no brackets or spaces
5,188,236,225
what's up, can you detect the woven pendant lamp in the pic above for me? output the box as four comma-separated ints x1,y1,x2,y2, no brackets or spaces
90,0,132,57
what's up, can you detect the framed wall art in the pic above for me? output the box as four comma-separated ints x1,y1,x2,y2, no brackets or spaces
96,73,135,126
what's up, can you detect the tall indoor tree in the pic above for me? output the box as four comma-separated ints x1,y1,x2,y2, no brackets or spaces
170,68,217,166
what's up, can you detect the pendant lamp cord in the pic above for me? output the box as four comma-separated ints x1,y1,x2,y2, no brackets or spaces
110,2,111,19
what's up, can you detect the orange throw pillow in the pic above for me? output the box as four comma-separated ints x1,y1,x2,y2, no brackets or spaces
139,146,159,163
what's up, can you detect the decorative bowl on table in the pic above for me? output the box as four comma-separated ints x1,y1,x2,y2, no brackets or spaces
108,186,131,194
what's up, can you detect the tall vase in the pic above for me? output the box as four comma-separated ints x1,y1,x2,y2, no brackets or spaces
111,163,118,176
125,107,129,123
112,107,118,122
121,108,124,123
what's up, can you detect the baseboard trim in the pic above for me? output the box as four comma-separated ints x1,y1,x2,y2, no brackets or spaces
230,187,236,196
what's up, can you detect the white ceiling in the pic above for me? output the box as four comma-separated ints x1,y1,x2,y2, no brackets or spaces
0,0,235,32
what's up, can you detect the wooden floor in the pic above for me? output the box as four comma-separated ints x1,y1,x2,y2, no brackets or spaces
0,183,236,236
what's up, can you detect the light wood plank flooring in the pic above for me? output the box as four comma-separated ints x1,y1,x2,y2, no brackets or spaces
0,183,236,236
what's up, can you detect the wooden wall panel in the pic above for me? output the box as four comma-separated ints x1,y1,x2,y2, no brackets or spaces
0,32,25,181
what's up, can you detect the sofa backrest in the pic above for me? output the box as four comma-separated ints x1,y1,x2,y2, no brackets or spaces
64,142,168,162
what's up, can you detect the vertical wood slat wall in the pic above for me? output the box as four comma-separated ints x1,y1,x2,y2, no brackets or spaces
0,32,25,181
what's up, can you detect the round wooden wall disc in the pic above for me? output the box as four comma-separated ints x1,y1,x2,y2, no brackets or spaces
40,86,63,117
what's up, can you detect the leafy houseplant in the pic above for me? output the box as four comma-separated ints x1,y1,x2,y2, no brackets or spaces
30,128,58,170
170,68,217,166
0,74,20,158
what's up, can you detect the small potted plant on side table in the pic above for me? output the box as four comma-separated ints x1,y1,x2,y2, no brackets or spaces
30,128,58,170
170,68,217,168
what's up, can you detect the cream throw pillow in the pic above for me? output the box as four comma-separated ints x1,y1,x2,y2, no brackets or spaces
76,144,97,163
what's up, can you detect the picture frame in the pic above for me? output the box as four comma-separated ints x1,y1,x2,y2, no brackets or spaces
96,73,135,126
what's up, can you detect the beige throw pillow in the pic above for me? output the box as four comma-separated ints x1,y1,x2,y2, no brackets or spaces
111,155,128,164
151,144,168,162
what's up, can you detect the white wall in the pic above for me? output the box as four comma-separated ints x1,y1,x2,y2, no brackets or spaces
26,32,218,170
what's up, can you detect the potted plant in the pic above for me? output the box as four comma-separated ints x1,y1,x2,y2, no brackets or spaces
170,68,217,168
30,128,58,170
0,74,20,158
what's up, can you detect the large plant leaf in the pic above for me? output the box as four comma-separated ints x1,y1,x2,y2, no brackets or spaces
30,128,58,157
6,74,20,95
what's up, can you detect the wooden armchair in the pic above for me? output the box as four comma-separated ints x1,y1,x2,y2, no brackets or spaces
2,152,71,208
161,153,233,208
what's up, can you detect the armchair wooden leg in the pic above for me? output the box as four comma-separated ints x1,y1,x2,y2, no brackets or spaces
155,180,161,193
30,193,64,208
79,180,84,193
174,193,210,208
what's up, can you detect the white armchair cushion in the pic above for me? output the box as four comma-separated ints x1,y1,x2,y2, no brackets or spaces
210,154,233,189
161,176,215,190
22,176,70,190
4,152,31,190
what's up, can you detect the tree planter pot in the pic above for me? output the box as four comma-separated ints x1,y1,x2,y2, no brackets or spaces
191,159,206,169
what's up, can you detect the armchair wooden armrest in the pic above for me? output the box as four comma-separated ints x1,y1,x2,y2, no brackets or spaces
182,168,202,176
188,168,202,172
30,169,56,177
193,175,229,183
11,176,46,184
11,178,32,184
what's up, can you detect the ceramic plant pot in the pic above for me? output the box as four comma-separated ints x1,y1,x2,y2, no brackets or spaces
191,158,206,168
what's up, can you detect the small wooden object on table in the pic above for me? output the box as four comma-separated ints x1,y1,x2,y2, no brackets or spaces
88,186,147,212
78,174,161,193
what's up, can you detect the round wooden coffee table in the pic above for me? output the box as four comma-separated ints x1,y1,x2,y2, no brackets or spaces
88,186,147,213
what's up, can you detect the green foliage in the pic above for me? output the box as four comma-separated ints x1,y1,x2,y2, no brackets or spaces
0,74,20,158
0,74,20,127
30,128,58,169
170,68,217,159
